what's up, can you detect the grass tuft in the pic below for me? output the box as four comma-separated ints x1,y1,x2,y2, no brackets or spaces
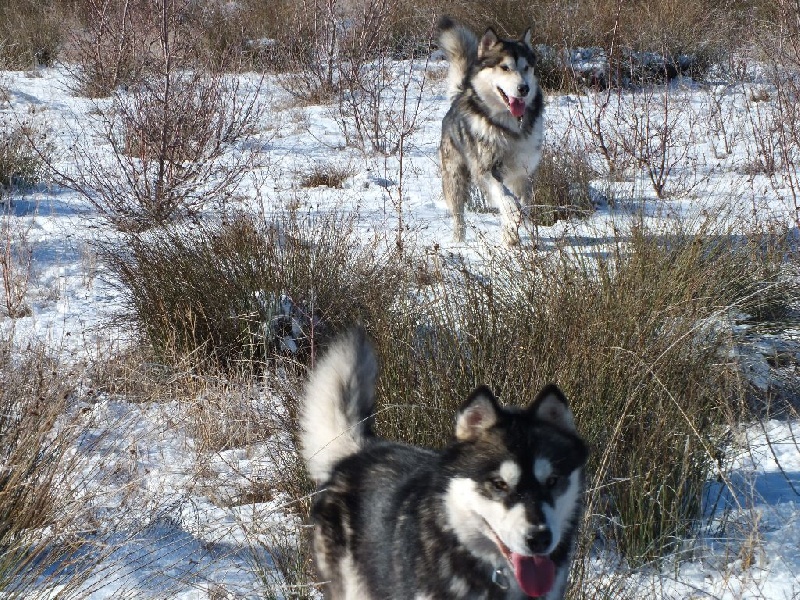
0,117,50,192
531,143,597,226
0,340,96,596
103,209,408,370
299,163,354,189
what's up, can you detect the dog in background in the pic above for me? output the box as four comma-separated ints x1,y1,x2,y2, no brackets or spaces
438,16,545,245
300,329,588,599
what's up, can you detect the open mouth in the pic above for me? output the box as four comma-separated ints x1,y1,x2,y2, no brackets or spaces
488,528,556,598
497,87,527,119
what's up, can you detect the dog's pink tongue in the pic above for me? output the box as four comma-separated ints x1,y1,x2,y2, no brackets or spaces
511,553,555,597
508,97,526,118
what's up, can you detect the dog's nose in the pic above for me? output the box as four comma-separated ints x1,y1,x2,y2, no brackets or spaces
517,83,530,96
526,529,552,554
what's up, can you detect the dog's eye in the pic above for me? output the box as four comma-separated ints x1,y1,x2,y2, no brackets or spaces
491,478,509,493
500,64,510,72
545,476,560,489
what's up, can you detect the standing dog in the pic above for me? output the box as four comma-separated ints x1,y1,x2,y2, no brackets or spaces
300,329,588,599
438,17,545,245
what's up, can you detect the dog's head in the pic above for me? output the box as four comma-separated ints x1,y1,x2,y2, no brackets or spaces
472,28,539,119
443,384,588,597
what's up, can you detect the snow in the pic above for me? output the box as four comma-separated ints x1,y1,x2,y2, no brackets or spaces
585,420,800,599
1,60,799,598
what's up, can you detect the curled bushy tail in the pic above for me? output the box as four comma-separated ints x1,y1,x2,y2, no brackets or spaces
300,328,378,484
437,16,477,99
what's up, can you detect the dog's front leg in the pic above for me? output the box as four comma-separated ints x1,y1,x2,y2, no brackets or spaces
484,167,523,245
505,171,536,243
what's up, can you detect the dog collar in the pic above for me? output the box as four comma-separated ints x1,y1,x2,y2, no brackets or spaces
492,566,510,590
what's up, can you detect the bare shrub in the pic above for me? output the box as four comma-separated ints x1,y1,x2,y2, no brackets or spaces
741,89,782,178
702,83,744,160
55,70,265,231
59,0,265,231
0,117,51,318
575,85,700,197
566,9,704,194
336,46,430,156
66,0,159,97
749,0,800,228
56,1,268,231
277,0,433,130
618,87,700,198
572,57,634,179
275,0,342,103
331,2,431,155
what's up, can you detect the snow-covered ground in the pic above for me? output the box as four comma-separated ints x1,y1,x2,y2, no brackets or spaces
2,59,799,598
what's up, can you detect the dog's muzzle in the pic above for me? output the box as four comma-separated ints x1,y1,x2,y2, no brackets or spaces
487,526,556,597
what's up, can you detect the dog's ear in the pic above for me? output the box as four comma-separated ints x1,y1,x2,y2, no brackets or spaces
528,384,576,432
521,28,533,50
478,28,499,57
456,385,500,440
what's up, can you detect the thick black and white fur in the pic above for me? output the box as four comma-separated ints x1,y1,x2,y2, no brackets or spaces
300,329,588,599
438,17,545,245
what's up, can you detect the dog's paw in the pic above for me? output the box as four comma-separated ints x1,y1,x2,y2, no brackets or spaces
452,218,466,242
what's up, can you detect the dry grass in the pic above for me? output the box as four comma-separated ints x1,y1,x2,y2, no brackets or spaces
0,0,778,91
0,338,103,597
423,0,749,88
299,163,354,189
0,117,50,192
2,0,798,596
1,210,34,318
367,209,792,567
102,209,409,370
65,0,278,95
531,142,596,227
0,0,63,69
98,195,795,574
2,200,785,596
153,207,792,595
186,0,296,72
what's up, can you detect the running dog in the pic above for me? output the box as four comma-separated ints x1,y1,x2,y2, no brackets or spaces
300,329,588,599
438,16,545,245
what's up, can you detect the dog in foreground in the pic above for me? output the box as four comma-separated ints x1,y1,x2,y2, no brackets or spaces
438,16,545,245
300,329,588,599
